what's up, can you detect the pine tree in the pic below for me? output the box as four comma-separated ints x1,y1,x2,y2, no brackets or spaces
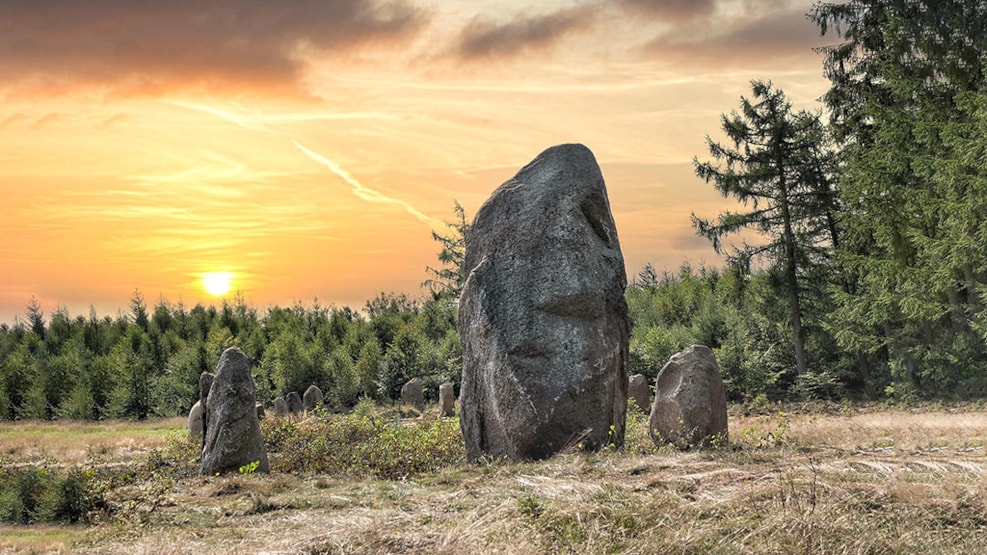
423,201,470,301
812,0,987,394
693,80,837,378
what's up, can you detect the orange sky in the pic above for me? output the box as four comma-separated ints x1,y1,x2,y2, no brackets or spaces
0,0,834,324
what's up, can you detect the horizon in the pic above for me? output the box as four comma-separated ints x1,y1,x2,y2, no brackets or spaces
0,0,833,326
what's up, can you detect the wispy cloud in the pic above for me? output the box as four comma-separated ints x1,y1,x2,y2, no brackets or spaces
638,2,823,67
164,100,398,129
293,141,442,229
0,112,27,128
165,100,441,230
451,4,598,61
164,101,270,131
618,0,716,22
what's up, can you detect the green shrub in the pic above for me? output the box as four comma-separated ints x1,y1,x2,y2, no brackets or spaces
258,410,464,479
0,465,104,524
622,397,656,454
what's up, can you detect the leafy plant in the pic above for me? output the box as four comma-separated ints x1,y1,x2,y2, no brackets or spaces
0,464,105,524
238,460,260,475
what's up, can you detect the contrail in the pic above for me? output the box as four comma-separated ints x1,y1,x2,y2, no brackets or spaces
164,100,267,130
165,100,442,230
293,141,443,230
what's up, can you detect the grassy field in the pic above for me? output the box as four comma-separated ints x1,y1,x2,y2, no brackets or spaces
0,417,186,466
2,405,987,554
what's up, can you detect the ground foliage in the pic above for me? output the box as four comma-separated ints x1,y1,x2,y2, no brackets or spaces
4,404,987,554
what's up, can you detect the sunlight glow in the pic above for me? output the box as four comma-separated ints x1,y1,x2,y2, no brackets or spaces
201,272,234,296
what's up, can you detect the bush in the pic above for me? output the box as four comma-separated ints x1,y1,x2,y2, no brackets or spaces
0,465,105,524
259,409,464,479
621,397,656,454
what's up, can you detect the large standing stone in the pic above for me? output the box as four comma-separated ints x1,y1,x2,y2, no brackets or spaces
285,391,303,415
439,382,456,417
188,400,204,439
649,345,728,449
303,385,324,412
401,377,424,411
628,374,650,414
200,348,269,475
273,396,288,418
459,143,630,461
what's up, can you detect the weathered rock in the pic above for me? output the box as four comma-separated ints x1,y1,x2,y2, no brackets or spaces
273,397,288,417
198,372,214,450
628,374,650,414
401,377,424,411
439,382,456,417
303,384,324,412
200,348,269,475
188,400,204,439
459,143,630,461
286,391,303,415
648,345,728,449
199,372,215,404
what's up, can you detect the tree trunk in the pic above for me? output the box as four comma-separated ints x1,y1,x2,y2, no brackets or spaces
777,155,808,377
858,353,876,400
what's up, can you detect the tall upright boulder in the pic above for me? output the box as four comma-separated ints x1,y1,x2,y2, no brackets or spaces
439,382,456,417
401,377,424,411
628,374,650,413
459,143,630,461
286,391,303,415
303,385,324,412
198,372,214,450
200,348,269,475
273,396,288,418
188,400,204,439
649,345,728,449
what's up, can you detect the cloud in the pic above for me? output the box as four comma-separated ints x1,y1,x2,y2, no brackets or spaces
640,5,824,67
618,0,715,22
0,0,429,96
452,5,598,61
0,112,26,128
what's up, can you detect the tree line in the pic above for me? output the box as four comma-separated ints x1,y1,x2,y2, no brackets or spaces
678,0,987,401
0,290,463,421
4,1,987,420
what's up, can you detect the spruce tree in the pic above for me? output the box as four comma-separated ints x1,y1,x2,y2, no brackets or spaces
693,80,837,378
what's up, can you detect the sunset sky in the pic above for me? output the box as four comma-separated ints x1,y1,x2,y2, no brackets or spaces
0,0,834,324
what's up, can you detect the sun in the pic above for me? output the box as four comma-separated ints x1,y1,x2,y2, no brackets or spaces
201,272,234,296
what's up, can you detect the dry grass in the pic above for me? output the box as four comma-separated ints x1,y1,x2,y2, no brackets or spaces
5,407,987,554
0,525,86,553
0,417,185,465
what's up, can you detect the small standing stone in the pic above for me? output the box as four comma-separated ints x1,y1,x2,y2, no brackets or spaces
439,382,456,417
199,372,215,404
401,377,424,411
273,396,288,417
649,345,728,449
286,391,303,415
198,372,215,450
200,347,269,475
628,374,650,414
303,384,324,412
188,400,204,438
256,402,266,421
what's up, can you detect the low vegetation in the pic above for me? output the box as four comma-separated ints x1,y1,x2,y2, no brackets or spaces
2,402,987,553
